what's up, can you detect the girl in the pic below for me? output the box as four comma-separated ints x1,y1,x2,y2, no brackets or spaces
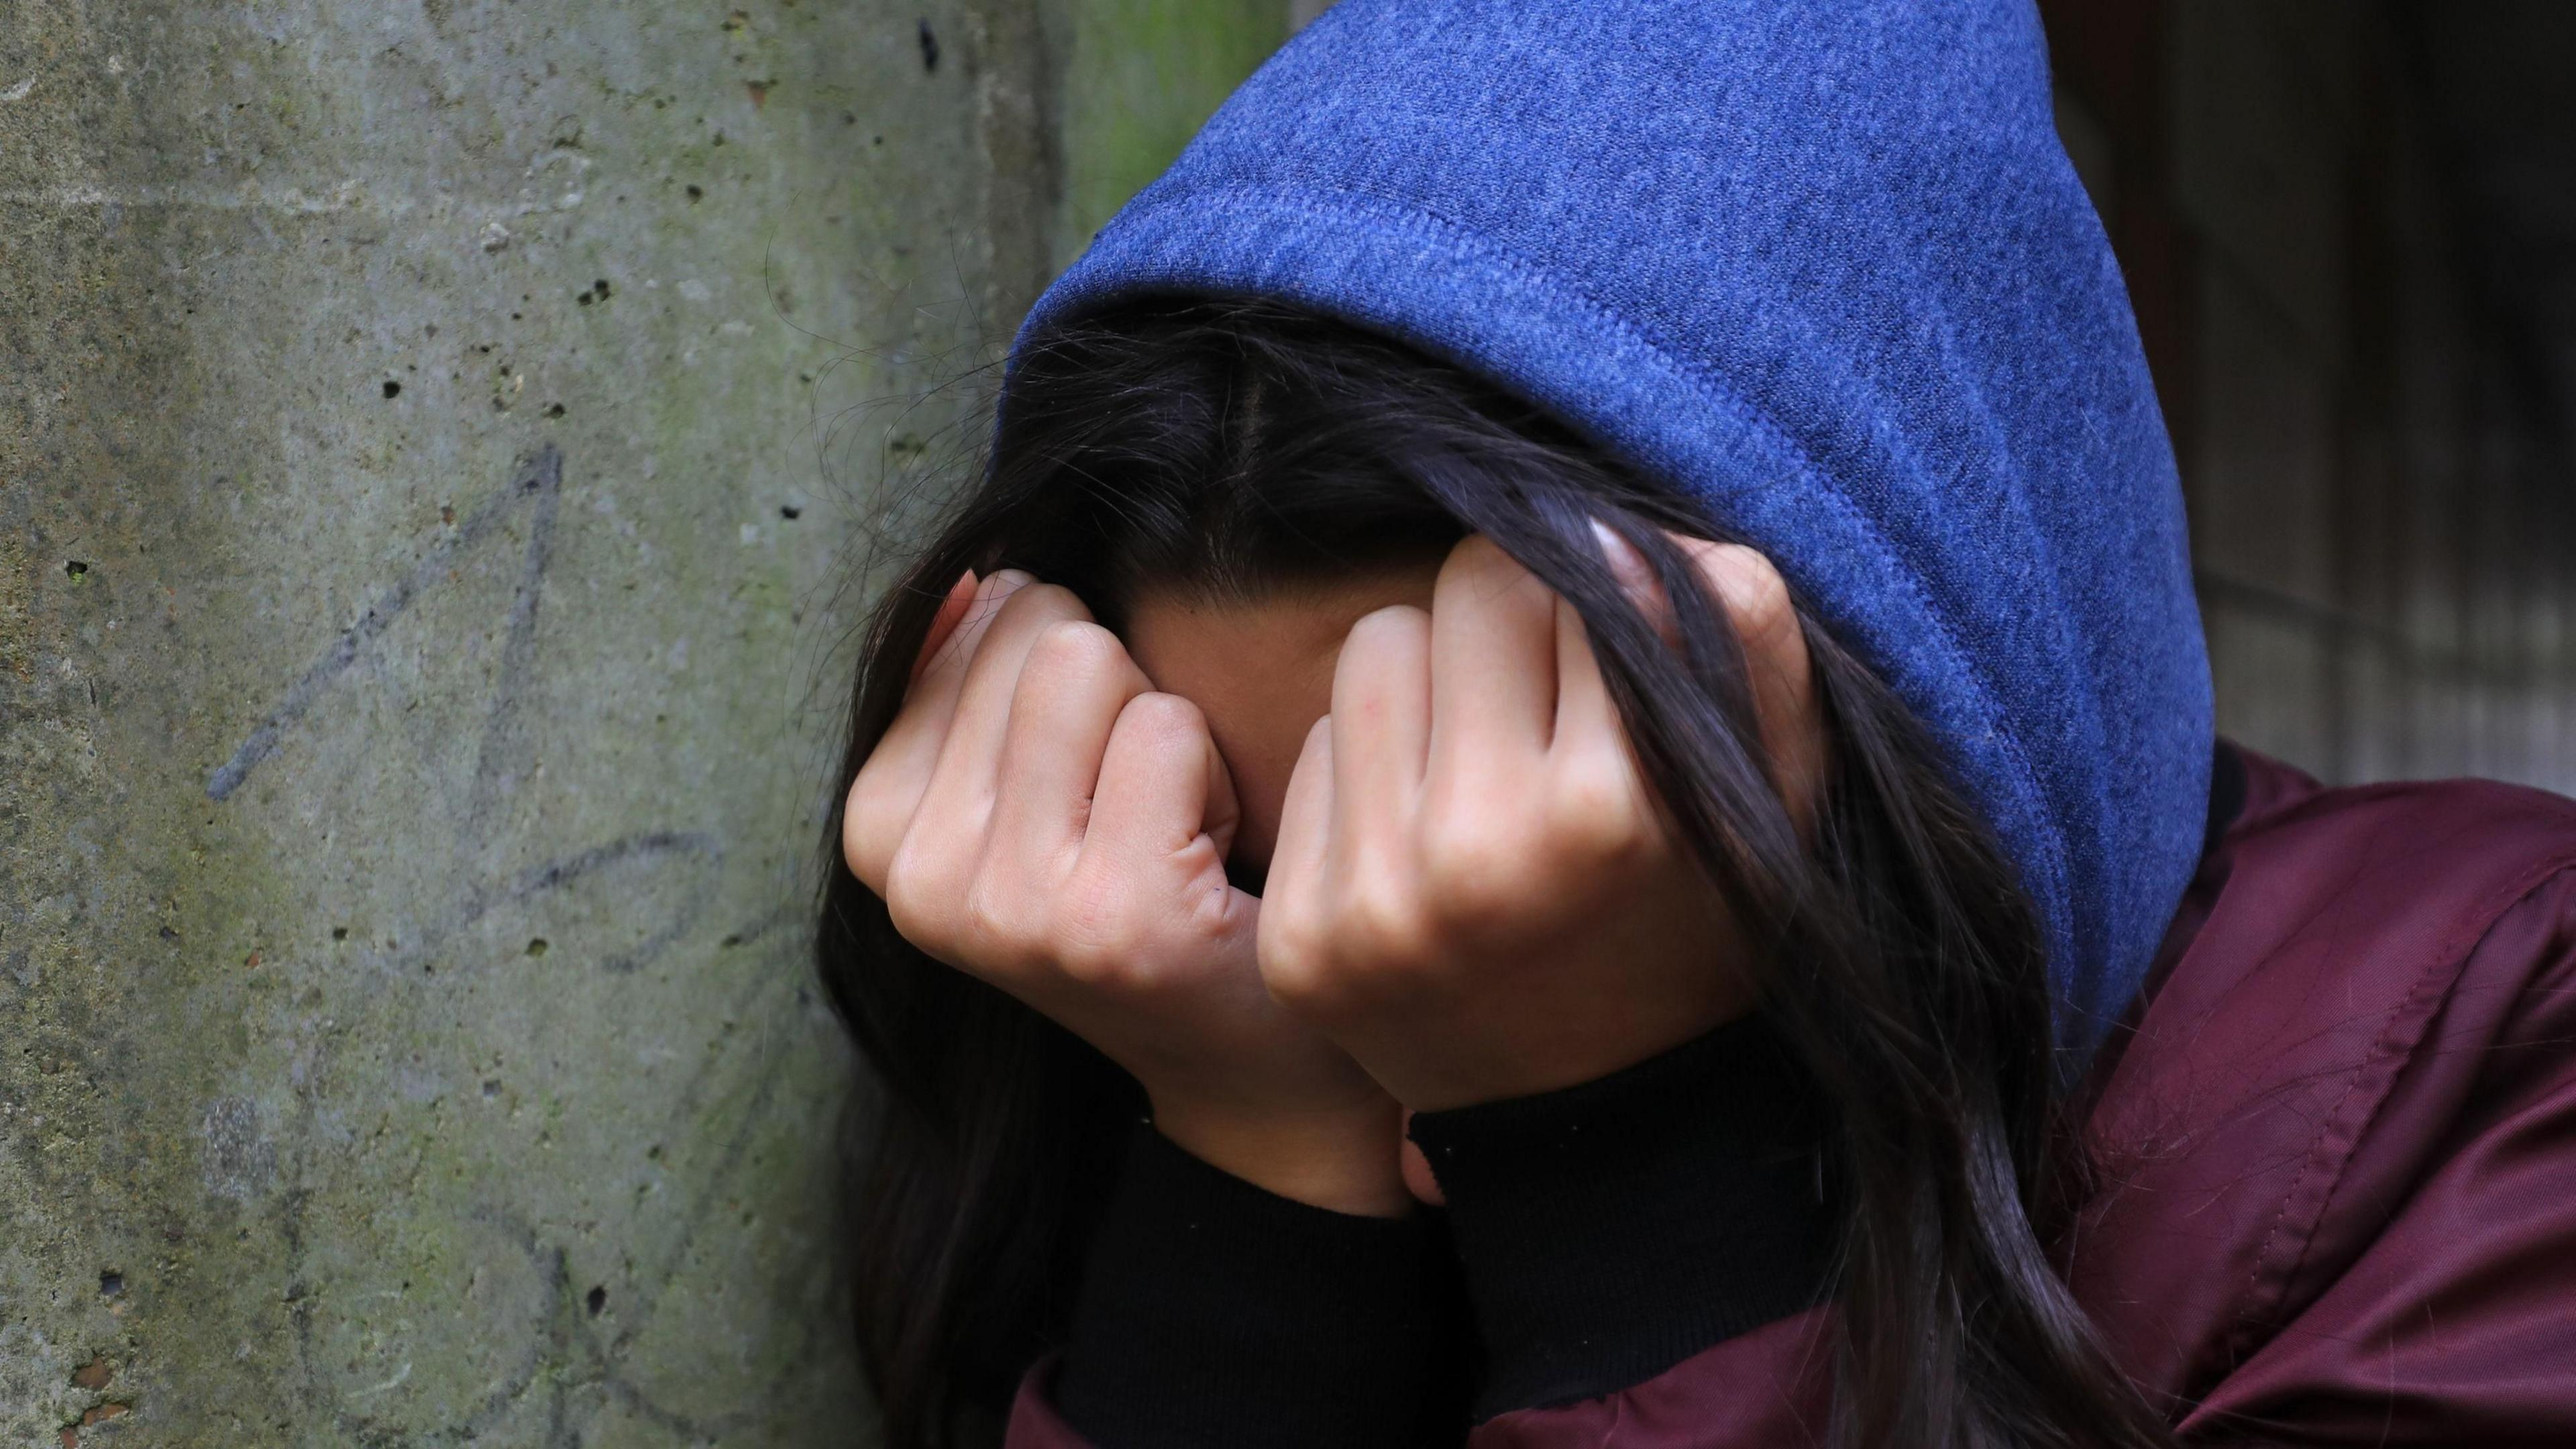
816,3,2576,1446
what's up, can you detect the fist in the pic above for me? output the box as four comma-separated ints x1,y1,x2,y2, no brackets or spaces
843,570,1407,1212
1256,532,1823,1112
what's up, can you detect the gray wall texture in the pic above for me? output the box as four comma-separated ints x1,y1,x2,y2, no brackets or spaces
1,1,1281,1442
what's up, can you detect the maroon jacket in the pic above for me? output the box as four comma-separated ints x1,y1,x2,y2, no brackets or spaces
1006,746,2576,1445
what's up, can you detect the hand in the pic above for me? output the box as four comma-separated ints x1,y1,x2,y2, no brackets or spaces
844,569,1410,1215
1256,532,1825,1113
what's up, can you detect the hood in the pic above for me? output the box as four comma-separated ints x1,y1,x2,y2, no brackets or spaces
1010,0,2214,1061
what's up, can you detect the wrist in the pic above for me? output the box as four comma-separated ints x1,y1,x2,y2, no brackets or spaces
1149,1094,1413,1217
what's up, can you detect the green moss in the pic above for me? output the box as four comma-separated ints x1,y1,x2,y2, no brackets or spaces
1052,0,1291,272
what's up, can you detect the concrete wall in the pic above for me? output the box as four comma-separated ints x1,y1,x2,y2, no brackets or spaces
2045,0,2576,796
0,2,1279,1442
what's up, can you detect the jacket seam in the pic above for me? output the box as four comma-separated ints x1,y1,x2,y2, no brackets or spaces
2235,853,2576,1351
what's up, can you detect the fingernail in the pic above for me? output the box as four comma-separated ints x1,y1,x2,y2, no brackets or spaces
1590,519,1653,597
1591,519,1680,647
963,570,1026,621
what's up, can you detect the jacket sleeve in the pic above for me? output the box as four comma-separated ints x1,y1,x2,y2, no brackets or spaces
1465,869,2576,1447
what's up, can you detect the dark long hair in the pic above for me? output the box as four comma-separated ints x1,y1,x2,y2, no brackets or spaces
814,299,2173,1448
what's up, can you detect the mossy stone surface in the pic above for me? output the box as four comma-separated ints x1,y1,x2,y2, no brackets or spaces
0,2,1277,1441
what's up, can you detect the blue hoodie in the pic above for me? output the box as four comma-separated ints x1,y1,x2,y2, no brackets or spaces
1010,0,2214,1061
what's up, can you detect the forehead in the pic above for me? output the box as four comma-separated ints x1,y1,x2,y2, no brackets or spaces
1120,566,1442,707
1116,561,1445,873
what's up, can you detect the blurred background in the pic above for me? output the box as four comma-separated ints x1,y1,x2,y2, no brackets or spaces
3,1,2568,1442
2046,0,2575,796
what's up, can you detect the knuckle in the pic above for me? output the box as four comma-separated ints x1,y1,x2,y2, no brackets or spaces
958,871,1045,971
1051,933,1129,989
1254,910,1313,981
1709,543,1794,637
1260,943,1358,1022
992,579,1091,629
1023,617,1125,676
881,885,932,951
1343,603,1430,657
1012,623,1130,716
1255,933,1321,1000
1438,532,1512,584
1256,892,1348,1000
1046,872,1140,987
1416,810,1525,916
880,842,957,955
1551,764,1656,863
1442,534,1549,610
1256,887,1327,965
1341,871,1432,963
1114,690,1206,749
842,790,896,890
1550,749,1636,820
